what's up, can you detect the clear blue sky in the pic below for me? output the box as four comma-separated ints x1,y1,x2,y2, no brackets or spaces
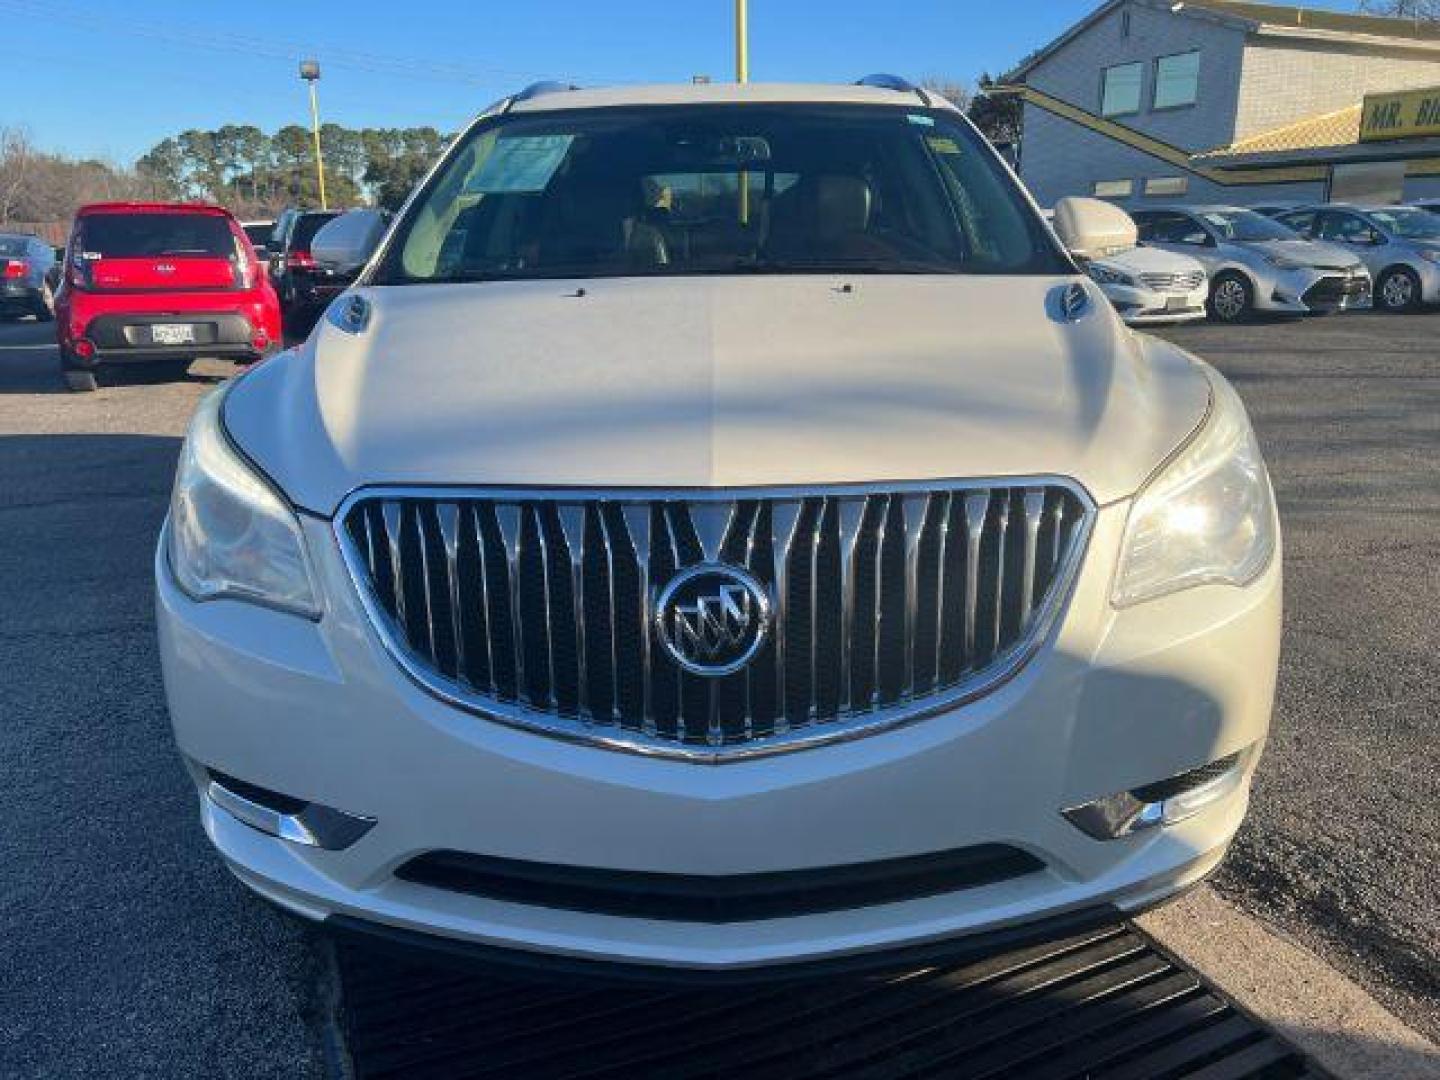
4,0,1357,164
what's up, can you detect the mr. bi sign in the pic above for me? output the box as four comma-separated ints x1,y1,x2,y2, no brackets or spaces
1360,86,1440,142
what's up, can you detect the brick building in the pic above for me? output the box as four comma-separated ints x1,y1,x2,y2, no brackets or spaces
1009,0,1440,208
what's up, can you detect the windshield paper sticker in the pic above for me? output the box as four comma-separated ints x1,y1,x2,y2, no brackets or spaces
466,135,574,194
906,113,936,127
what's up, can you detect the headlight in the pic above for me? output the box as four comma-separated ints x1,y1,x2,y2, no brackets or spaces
1263,254,1303,270
1087,263,1134,287
1113,368,1276,607
167,386,320,617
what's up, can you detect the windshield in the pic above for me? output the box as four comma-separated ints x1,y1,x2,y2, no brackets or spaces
0,236,29,257
292,212,340,250
1368,207,1440,240
1198,209,1297,243
377,104,1067,284
79,213,238,259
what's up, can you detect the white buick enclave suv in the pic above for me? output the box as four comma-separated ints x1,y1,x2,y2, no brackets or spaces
157,78,1281,977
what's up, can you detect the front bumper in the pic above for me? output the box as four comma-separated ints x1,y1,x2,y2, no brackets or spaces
1101,283,1208,326
1256,265,1371,314
158,502,1280,974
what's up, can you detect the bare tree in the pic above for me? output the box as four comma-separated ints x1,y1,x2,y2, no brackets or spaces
1358,0,1440,19
920,78,972,111
0,127,37,222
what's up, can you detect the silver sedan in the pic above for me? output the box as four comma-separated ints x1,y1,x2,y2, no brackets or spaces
1276,204,1440,313
1131,206,1371,323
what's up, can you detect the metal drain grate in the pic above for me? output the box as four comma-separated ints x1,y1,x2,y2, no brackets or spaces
333,923,1322,1080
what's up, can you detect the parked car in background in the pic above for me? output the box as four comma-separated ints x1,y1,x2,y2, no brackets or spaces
241,220,275,260
0,232,57,321
1043,208,1207,326
300,208,392,317
158,80,1280,976
1132,206,1371,323
1083,243,1208,325
267,208,342,323
1276,204,1440,312
55,202,282,392
1249,202,1304,219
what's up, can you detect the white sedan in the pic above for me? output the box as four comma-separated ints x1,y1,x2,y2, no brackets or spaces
1085,244,1209,326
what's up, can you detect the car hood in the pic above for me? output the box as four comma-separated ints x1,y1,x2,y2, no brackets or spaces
1246,238,1360,270
1103,245,1205,274
226,275,1211,515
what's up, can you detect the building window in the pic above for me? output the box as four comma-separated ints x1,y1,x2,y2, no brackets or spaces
1153,51,1200,110
1121,10,1131,38
1144,176,1189,197
1101,62,1144,117
1093,179,1134,198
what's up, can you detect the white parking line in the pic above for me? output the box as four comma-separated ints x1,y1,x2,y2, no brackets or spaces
1136,886,1440,1079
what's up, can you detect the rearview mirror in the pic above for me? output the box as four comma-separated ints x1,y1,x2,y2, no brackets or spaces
1052,197,1138,262
311,208,392,276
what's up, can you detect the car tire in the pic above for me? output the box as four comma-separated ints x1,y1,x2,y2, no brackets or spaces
63,369,98,392
1208,272,1253,323
33,285,55,322
1376,266,1421,313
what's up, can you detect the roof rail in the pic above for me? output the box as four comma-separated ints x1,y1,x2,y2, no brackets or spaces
855,73,917,93
513,80,579,103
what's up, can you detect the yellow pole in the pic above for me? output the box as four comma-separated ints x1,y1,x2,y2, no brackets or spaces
736,0,750,225
308,79,329,210
735,0,748,83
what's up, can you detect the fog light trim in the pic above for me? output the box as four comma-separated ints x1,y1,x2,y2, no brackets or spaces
207,771,375,851
1062,748,1252,841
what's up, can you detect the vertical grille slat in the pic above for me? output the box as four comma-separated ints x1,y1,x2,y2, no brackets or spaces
961,491,988,669
533,506,559,711
901,492,929,700
471,505,498,695
436,503,466,682
381,501,407,632
619,505,651,733
836,498,866,712
557,506,588,720
494,505,527,705
1020,487,1046,628
868,494,892,709
343,482,1090,755
770,501,804,734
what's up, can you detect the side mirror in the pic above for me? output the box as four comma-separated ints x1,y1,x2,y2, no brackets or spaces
311,209,392,276
1052,197,1138,262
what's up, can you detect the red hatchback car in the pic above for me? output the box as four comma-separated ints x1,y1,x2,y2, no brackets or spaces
55,202,282,391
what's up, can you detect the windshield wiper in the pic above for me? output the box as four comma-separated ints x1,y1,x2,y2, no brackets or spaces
729,256,961,275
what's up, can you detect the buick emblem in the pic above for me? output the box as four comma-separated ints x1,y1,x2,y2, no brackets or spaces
655,564,771,677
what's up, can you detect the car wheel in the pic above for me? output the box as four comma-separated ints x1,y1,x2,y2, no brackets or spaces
63,369,98,392
1208,272,1253,323
1376,267,1421,312
33,285,55,322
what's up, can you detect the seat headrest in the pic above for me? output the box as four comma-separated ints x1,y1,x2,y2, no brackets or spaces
814,175,872,237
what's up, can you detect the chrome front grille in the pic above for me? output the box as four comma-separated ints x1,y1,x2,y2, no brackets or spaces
1139,270,1206,291
338,482,1092,759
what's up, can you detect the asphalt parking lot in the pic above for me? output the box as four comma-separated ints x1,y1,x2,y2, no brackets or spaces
0,310,1435,1077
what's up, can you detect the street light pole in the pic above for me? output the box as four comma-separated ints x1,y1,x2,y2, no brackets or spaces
735,0,748,83
299,59,329,210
